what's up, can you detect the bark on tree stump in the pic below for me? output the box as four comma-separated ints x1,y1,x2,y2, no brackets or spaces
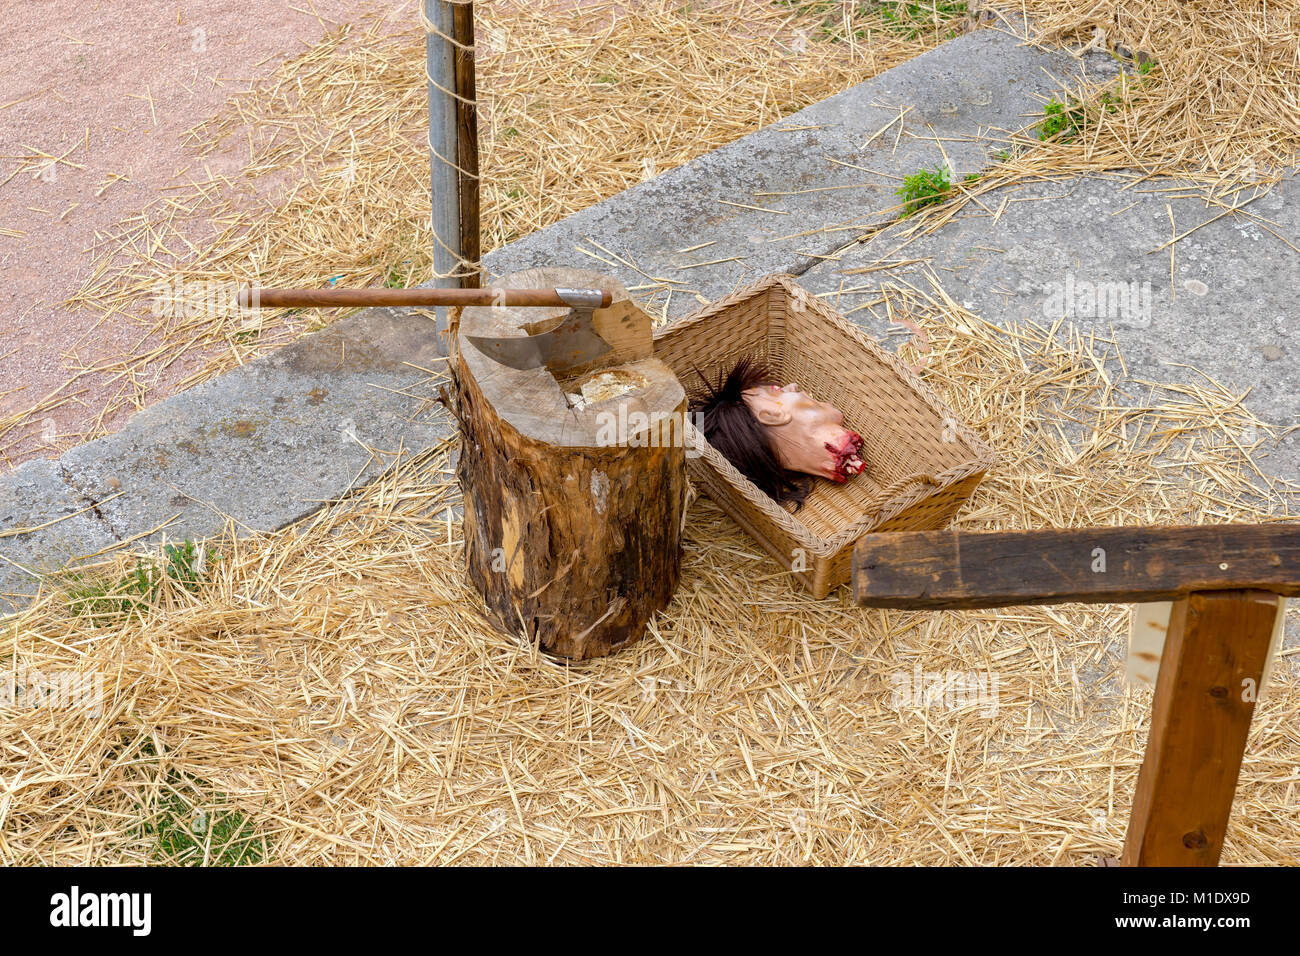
452,268,687,659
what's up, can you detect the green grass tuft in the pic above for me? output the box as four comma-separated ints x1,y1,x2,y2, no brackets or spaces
878,1,968,40
1038,90,1121,143
129,738,266,866
60,540,218,627
383,261,413,289
771,1,967,43
144,779,265,866
896,165,952,216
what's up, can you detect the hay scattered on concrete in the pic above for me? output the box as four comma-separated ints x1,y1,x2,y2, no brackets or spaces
3,289,1295,865
988,0,1300,178
1,0,961,464
885,0,1300,245
9,3,1296,462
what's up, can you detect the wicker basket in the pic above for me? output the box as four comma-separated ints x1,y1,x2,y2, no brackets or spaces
653,275,995,598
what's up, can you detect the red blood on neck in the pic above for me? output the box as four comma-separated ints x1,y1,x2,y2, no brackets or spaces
825,430,865,483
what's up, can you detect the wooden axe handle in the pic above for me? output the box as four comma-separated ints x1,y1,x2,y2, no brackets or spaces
239,287,613,309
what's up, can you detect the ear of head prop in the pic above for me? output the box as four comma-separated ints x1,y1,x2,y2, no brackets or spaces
750,400,792,428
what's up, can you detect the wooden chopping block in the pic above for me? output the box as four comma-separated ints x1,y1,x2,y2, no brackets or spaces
452,267,687,659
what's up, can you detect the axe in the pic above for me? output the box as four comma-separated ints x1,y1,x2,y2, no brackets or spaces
238,285,620,374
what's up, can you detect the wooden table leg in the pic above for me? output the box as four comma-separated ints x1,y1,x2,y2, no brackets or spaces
1122,588,1282,866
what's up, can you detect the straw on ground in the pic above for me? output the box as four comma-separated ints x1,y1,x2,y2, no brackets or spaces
3,281,1296,865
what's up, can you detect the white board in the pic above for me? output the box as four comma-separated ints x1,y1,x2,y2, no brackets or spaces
1126,598,1288,691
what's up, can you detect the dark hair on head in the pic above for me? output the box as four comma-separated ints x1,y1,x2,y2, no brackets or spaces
691,356,811,510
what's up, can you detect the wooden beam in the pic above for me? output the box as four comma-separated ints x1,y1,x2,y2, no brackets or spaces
852,525,1300,610
1122,589,1281,865
451,2,480,288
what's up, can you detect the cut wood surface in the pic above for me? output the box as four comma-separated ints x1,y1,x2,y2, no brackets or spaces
1122,589,1282,866
853,525,1300,609
453,267,686,659
455,267,664,445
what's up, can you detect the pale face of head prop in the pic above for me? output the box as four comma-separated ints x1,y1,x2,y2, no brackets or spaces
741,383,866,484
693,357,865,510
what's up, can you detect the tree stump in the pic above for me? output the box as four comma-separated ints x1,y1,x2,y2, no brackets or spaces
452,268,687,659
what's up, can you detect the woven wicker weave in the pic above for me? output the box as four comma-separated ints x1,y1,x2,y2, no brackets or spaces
654,275,995,598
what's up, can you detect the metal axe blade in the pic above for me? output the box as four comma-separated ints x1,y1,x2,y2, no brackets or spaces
467,290,613,373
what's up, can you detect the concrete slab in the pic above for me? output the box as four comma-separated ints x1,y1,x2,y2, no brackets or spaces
0,459,118,614
798,172,1299,484
480,28,1119,321
59,307,454,546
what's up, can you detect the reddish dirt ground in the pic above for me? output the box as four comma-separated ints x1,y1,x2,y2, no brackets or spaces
0,0,413,471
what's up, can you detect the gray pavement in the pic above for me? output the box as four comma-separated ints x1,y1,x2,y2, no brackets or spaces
483,28,1117,319
2,307,451,611
798,172,1299,483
